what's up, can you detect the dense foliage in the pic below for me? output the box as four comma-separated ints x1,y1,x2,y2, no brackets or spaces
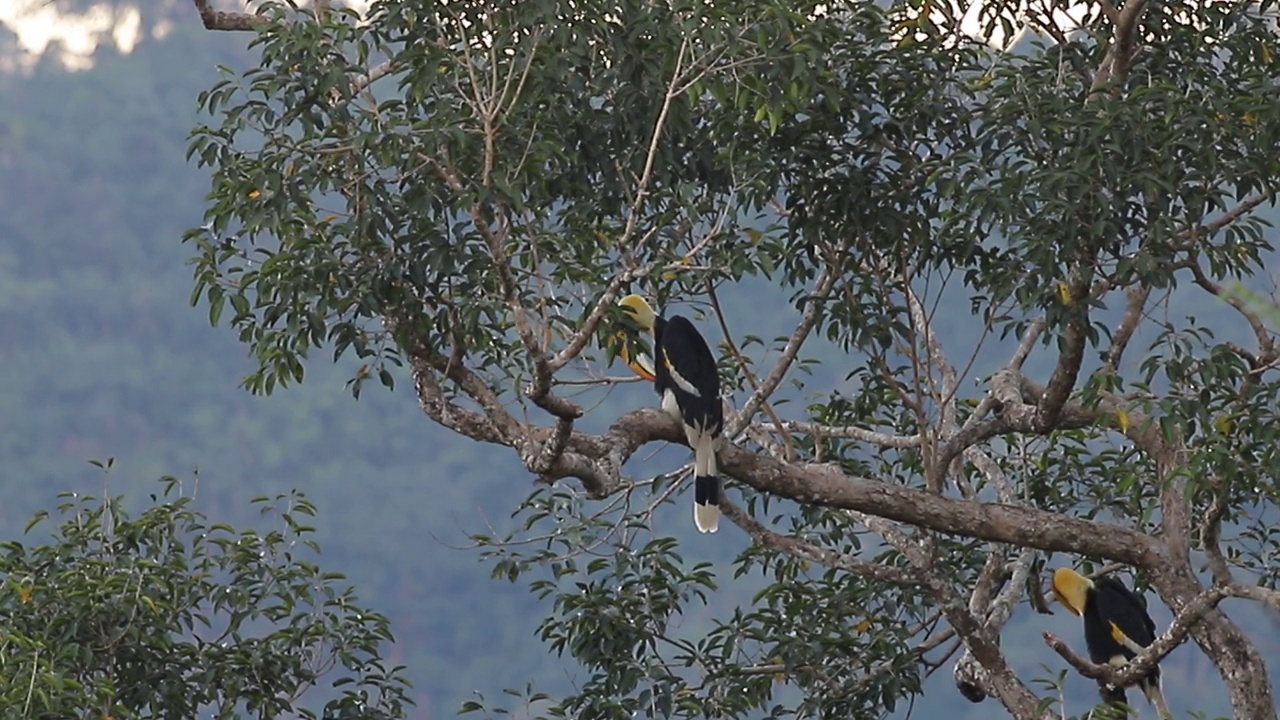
0,470,409,718
0,17,571,718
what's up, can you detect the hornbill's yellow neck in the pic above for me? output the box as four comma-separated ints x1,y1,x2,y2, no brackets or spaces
1052,567,1093,616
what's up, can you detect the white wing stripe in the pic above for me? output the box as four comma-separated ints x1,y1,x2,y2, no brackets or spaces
664,356,702,397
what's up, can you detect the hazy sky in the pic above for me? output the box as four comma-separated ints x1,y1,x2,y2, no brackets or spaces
0,1,146,70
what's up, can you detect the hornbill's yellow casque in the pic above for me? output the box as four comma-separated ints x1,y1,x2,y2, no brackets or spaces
1052,568,1171,719
618,294,724,533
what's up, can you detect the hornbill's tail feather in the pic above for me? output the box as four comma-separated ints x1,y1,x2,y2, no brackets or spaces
693,433,719,533
1143,678,1171,720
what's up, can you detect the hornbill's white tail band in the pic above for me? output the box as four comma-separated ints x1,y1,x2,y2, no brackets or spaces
692,432,719,533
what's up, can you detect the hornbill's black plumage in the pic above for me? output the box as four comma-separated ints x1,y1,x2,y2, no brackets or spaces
1052,567,1171,719
618,294,724,533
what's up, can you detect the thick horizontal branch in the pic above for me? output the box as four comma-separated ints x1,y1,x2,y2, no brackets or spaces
558,409,1164,566
1230,584,1280,613
727,448,1164,565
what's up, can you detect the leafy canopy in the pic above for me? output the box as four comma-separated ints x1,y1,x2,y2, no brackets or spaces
0,470,410,719
187,0,1280,718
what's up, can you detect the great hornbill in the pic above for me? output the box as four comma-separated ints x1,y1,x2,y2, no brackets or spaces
618,294,724,533
1052,567,1171,719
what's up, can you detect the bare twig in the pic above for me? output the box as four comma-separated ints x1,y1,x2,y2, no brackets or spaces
706,281,794,461
1185,255,1277,362
619,37,690,248
723,501,921,585
729,265,838,436
758,421,922,449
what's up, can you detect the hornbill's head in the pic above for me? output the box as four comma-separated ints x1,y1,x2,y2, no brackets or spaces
619,294,659,331
1052,567,1093,616
616,294,659,380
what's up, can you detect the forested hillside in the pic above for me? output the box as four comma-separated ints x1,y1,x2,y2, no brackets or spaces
1,2,1278,719
0,11,553,717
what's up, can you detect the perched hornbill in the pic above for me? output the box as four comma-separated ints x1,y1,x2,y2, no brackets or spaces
1052,567,1171,719
618,294,724,533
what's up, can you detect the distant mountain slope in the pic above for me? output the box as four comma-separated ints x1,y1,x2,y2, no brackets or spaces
0,11,571,719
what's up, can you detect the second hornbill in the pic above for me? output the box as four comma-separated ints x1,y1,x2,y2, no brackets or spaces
1052,567,1171,719
618,294,724,533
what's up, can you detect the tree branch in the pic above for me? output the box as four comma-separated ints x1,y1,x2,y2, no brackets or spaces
1185,254,1277,363
1089,0,1146,94
1036,272,1092,431
728,265,837,436
352,60,395,95
903,279,958,492
707,281,794,461
1102,284,1151,372
1172,192,1271,246
1229,584,1280,613
192,0,266,31
938,317,1046,475
756,421,923,449
537,407,1167,565
930,583,1055,718
618,37,689,248
733,452,1164,564
1199,482,1234,586
904,279,958,432
954,548,1036,702
722,501,921,585
407,353,510,446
